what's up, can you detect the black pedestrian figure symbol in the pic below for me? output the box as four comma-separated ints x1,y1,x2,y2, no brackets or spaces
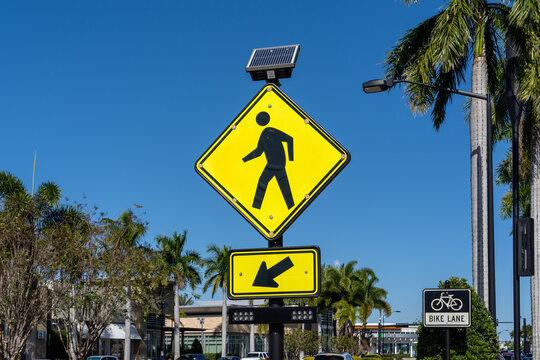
243,111,295,210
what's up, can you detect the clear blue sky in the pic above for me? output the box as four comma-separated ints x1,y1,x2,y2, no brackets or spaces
0,0,526,341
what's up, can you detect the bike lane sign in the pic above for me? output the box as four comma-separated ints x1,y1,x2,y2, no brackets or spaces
422,289,471,328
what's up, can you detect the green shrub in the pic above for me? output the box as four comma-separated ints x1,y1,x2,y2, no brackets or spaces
360,355,381,359
204,353,221,360
382,355,408,360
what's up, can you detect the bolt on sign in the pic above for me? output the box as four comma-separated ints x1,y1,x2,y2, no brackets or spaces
227,246,321,299
195,83,350,240
422,289,471,327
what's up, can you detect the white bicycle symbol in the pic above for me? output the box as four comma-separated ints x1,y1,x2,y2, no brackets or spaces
431,293,463,311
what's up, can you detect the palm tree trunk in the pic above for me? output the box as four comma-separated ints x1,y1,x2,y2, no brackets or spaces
221,285,227,356
249,299,255,352
300,323,305,359
530,123,540,354
125,284,131,360
175,282,181,360
250,325,255,352
317,314,322,353
470,48,490,307
69,286,77,360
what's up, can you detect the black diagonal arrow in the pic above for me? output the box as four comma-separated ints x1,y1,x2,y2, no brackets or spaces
252,256,294,288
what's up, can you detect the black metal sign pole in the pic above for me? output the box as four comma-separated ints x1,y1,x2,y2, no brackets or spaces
445,329,450,360
269,235,284,360
506,39,522,360
444,280,450,360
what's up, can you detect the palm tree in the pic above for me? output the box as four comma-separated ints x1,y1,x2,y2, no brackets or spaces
384,0,510,305
355,269,391,353
333,300,358,338
318,263,391,353
202,243,231,357
156,231,201,360
318,261,364,337
103,210,147,360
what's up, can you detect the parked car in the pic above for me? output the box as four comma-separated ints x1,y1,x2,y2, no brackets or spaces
219,357,241,360
313,353,354,360
87,356,119,360
241,352,269,360
180,354,208,360
500,351,514,360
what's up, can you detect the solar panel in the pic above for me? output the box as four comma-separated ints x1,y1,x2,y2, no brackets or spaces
246,44,300,71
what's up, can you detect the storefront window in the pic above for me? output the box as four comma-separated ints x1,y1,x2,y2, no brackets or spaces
204,334,222,354
227,335,248,356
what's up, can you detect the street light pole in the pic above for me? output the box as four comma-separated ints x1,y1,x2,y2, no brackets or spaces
363,78,496,323
382,315,385,355
377,317,382,355
377,310,400,355
198,317,205,353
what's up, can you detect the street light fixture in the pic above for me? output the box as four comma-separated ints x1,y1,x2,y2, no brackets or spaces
362,79,396,93
363,77,496,324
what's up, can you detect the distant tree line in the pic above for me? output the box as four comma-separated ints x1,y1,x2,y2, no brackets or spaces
0,171,392,360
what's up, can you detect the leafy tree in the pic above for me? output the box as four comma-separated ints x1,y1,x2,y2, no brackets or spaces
285,329,319,360
103,209,148,360
329,335,360,356
416,277,498,359
51,203,156,360
202,244,231,357
283,297,317,356
157,231,201,360
385,0,511,305
509,323,533,353
0,171,64,360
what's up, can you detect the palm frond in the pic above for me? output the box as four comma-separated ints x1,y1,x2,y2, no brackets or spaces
43,204,91,236
385,14,440,81
0,171,27,198
201,243,230,297
35,181,61,207
431,54,469,129
509,0,540,28
432,0,473,72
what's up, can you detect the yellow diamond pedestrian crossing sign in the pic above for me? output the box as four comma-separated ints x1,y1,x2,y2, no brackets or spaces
195,83,350,240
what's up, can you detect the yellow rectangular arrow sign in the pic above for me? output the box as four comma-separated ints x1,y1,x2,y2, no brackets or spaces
227,246,321,299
